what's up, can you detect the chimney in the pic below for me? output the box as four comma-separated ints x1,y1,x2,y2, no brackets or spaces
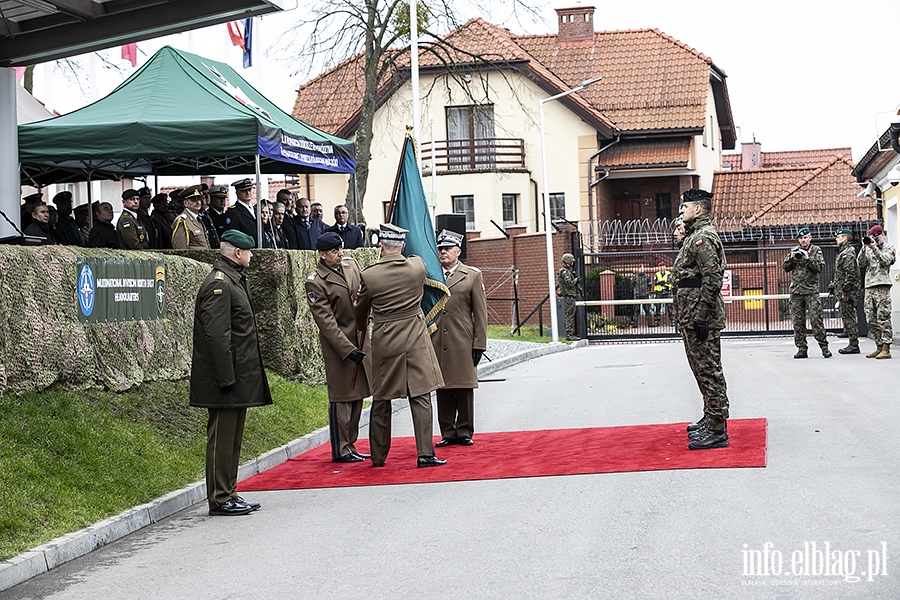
741,141,762,170
555,6,595,42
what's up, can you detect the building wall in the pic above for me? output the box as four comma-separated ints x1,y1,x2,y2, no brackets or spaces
871,157,900,337
692,84,722,192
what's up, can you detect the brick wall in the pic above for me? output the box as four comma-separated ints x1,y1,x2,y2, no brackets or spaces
555,7,595,42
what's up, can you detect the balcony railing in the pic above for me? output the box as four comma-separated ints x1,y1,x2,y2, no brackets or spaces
421,138,526,171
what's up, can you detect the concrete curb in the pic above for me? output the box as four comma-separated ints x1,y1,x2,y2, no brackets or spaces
0,344,575,592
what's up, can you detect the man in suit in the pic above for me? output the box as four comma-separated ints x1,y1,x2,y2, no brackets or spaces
431,230,488,447
272,202,298,249
305,232,370,462
275,189,298,248
295,196,325,250
224,178,259,246
51,191,85,246
23,202,57,244
310,201,325,222
116,189,150,250
190,229,271,516
327,204,365,249
172,186,210,249
355,223,446,468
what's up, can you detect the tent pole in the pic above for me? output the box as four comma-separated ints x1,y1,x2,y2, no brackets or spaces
255,154,262,248
86,170,94,230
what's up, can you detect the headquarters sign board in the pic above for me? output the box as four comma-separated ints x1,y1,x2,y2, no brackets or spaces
76,258,167,323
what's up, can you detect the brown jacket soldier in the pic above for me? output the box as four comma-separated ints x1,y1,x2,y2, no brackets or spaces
116,189,150,250
172,187,210,249
305,232,371,462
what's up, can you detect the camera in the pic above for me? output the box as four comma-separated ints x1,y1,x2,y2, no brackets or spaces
863,236,874,245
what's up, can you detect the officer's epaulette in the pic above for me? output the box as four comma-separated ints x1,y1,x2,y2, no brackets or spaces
468,265,481,272
306,273,316,281
214,271,225,280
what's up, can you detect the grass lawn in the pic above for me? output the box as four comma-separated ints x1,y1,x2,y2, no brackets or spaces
487,324,570,344
0,374,328,561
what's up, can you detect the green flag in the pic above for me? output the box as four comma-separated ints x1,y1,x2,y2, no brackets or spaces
391,135,449,330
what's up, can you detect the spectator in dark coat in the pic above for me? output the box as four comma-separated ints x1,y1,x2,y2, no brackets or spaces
326,204,364,249
52,191,85,246
88,202,120,248
295,197,325,250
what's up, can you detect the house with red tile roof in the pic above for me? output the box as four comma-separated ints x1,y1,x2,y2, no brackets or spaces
291,6,736,243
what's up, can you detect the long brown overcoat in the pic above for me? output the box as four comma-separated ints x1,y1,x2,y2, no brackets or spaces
189,256,272,409
305,257,370,402
431,263,487,389
355,252,444,401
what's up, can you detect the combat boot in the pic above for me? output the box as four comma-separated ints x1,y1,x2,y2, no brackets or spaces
876,344,892,359
686,416,706,433
821,347,832,358
866,344,883,358
838,343,860,355
688,428,729,450
793,348,808,359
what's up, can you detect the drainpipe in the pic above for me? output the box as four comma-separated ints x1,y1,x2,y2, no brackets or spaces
530,177,540,232
586,135,621,251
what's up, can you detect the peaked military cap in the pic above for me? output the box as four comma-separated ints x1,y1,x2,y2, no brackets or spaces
181,185,202,200
835,227,852,236
169,189,183,200
209,185,228,197
232,178,254,191
150,193,169,205
52,190,73,204
137,186,152,197
121,189,140,200
436,229,464,248
316,231,343,251
73,203,89,214
22,192,43,204
379,223,408,241
796,227,810,238
221,229,255,249
200,183,209,191
681,188,712,202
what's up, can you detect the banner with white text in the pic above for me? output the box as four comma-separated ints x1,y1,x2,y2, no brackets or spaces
76,258,167,323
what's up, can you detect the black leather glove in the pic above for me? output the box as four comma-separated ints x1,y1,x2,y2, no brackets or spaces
472,349,484,367
693,319,709,342
827,282,835,296
348,349,365,365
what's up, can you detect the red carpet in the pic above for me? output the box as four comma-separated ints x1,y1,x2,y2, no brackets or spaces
238,418,767,491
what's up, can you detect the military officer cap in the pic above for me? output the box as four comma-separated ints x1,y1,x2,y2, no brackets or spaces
796,226,810,238
379,223,408,241
835,227,852,236
316,231,343,251
681,188,712,202
137,186,151,198
562,253,575,264
232,178,254,191
436,229,463,248
22,192,43,204
169,189,183,201
181,185,203,201
200,183,209,192
209,185,228,197
121,189,140,200
73,204,89,215
221,229,255,249
52,190,73,205
151,193,169,206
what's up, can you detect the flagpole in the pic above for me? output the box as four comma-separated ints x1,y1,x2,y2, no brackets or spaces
386,135,410,222
410,0,420,170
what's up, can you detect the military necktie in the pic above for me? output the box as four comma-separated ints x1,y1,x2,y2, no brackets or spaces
444,270,451,280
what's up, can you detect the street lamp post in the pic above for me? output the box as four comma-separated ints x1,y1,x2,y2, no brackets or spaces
539,77,602,342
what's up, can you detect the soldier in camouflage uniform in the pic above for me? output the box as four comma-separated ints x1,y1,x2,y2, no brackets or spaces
830,228,861,354
557,253,582,340
857,225,896,359
782,227,830,359
630,264,651,327
673,189,730,450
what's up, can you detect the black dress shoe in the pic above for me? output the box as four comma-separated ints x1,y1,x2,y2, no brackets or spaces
435,438,457,447
333,453,365,463
794,349,808,359
372,462,385,467
417,455,447,468
457,436,474,446
235,496,261,511
209,499,253,516
351,450,371,459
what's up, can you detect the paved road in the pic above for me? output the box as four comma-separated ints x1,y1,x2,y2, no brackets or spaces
3,337,898,599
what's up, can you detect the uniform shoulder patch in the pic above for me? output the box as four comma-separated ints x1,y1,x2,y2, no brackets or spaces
307,291,316,303
122,222,131,228
307,274,316,280
695,239,703,246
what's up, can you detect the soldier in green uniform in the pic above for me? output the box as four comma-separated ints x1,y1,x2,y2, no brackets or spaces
857,225,896,359
116,189,150,250
782,227,830,359
631,264,650,327
172,186,211,249
557,253,581,340
190,230,271,516
830,228,861,354
674,189,730,450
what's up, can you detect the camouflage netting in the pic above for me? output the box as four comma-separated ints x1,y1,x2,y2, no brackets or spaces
0,246,378,395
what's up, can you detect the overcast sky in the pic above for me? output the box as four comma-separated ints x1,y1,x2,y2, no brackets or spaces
32,0,900,162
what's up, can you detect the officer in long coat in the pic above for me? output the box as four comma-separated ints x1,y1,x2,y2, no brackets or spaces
431,229,487,447
116,189,150,250
190,229,272,516
354,223,446,468
224,178,259,246
305,232,371,462
674,189,730,451
171,186,211,249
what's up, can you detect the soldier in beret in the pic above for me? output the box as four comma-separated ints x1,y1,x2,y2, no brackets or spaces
190,229,271,516
783,226,830,359
432,229,487,447
52,191,85,246
224,178,259,246
172,186,211,249
117,189,150,250
355,224,446,468
858,224,896,359
305,231,370,462
675,189,730,450
830,228,861,355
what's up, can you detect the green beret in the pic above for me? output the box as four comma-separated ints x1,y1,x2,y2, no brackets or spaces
221,230,255,249
796,227,810,238
835,227,852,236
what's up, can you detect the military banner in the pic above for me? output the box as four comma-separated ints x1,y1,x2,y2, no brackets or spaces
76,258,167,323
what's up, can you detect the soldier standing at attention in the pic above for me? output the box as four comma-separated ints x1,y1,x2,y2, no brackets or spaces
172,186,211,249
116,189,150,250
304,232,371,463
432,229,488,448
783,227,830,359
674,189,730,450
224,178,259,246
557,253,581,340
190,229,271,516
631,264,650,328
857,225,896,359
831,228,861,355
354,224,446,468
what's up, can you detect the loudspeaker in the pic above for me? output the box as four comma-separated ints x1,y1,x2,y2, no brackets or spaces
435,213,466,261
